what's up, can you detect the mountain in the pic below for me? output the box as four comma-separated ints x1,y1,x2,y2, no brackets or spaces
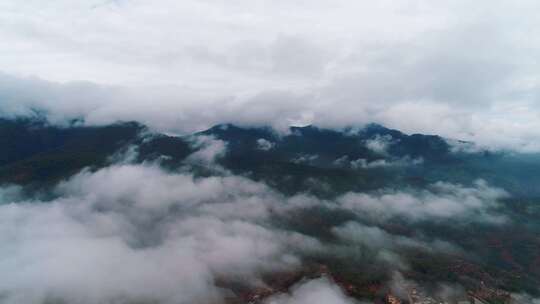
2,117,540,301
2,118,540,197
199,123,540,197
0,118,143,186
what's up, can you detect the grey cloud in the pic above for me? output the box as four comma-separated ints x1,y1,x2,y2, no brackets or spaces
186,35,332,78
185,135,228,165
511,293,540,304
0,184,23,204
257,138,275,151
256,179,509,225
332,221,460,254
364,135,394,155
2,70,540,151
1,2,538,301
446,139,486,154
291,154,319,165
333,155,423,169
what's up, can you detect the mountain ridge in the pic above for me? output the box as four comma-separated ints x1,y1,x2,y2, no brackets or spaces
2,117,539,197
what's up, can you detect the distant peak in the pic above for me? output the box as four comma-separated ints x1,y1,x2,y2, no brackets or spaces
363,122,387,131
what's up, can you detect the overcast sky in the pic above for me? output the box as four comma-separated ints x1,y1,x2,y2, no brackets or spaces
1,0,540,151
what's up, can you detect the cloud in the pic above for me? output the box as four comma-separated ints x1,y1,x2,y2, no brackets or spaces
185,135,227,165
330,221,461,271
257,138,275,151
337,180,508,223
264,277,362,304
386,272,470,303
332,221,460,254
0,161,523,303
0,184,23,204
292,154,319,165
350,157,423,169
1,1,540,150
0,2,538,298
2,69,539,151
446,139,487,154
511,293,540,304
0,164,324,304
365,135,394,155
0,161,500,303
333,155,423,169
333,134,424,169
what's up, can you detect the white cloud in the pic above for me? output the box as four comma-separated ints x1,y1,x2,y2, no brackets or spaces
0,164,325,304
0,185,23,204
257,138,275,151
351,157,423,169
0,161,523,303
0,1,540,150
511,293,540,304
337,180,508,223
332,221,460,254
292,154,319,165
334,155,423,169
264,277,362,304
185,135,227,165
365,135,394,155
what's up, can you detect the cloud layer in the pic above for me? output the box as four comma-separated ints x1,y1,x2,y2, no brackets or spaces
0,164,321,304
1,1,540,150
0,2,536,302
0,159,514,303
264,277,362,304
337,180,508,223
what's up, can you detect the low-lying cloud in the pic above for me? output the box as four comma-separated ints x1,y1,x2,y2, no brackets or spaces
264,277,363,304
1,71,540,152
0,1,536,302
337,179,508,223
0,164,322,304
333,222,460,254
2,1,540,150
334,155,423,169
0,163,514,302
